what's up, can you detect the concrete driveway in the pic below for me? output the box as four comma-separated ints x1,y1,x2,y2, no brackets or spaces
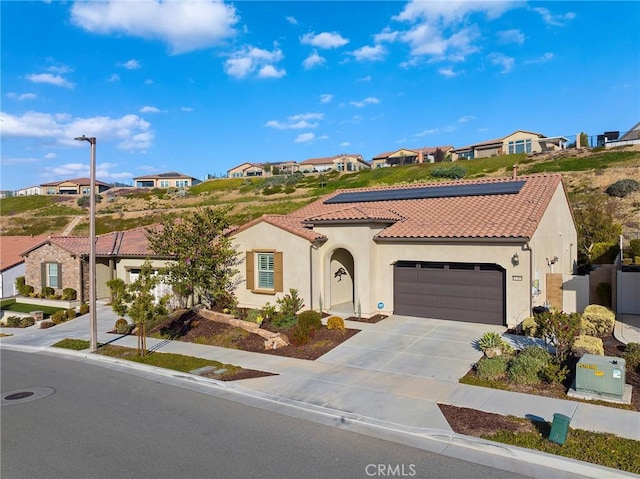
318,315,505,382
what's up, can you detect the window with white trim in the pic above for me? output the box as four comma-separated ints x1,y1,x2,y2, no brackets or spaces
508,139,532,154
257,253,275,289
47,263,59,288
160,180,170,188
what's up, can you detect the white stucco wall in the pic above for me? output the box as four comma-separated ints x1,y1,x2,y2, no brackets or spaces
1,264,24,298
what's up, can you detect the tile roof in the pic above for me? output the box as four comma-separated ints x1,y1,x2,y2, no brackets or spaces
276,174,564,241
231,215,326,243
132,172,194,180
299,154,363,165
41,177,110,187
0,236,47,271
20,225,162,258
373,146,454,159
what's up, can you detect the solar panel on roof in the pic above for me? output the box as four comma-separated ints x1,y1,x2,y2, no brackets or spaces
324,180,525,204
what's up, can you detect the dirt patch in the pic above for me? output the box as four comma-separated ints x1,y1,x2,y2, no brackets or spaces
149,310,360,361
438,404,536,437
201,368,278,382
344,314,388,324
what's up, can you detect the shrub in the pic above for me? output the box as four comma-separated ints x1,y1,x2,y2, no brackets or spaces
115,318,130,334
40,320,54,329
79,303,89,315
41,286,55,298
534,310,581,360
66,308,77,320
623,343,640,373
590,243,618,265
605,179,639,198
20,316,35,328
15,276,27,296
507,353,543,385
521,317,537,337
51,310,66,325
326,316,345,330
261,302,278,323
476,356,508,381
273,289,304,327
22,284,34,296
571,335,604,356
518,346,553,365
297,310,322,332
581,304,615,335
630,239,640,258
289,324,314,346
540,360,569,384
62,288,77,300
430,165,467,179
5,316,22,327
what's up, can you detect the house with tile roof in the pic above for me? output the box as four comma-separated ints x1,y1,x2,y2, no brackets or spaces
132,172,200,188
0,236,47,298
226,161,299,178
451,131,567,160
298,154,370,173
41,178,111,195
20,226,172,302
371,146,454,168
230,173,579,327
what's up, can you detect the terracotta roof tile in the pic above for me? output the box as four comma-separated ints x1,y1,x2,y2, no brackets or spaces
0,236,48,271
305,206,404,223
288,174,563,240
232,215,326,243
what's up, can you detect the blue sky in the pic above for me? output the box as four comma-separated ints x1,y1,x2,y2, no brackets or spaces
1,1,638,191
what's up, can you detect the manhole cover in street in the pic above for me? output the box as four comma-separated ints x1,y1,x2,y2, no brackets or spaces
1,387,55,406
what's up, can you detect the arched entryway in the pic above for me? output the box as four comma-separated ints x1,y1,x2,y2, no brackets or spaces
329,248,354,312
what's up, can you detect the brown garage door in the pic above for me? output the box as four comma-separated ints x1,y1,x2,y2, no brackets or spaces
393,261,505,325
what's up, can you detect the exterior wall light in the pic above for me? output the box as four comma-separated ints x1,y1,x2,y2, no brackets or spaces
512,253,520,267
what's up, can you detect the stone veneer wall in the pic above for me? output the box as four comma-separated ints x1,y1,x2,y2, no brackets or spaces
24,243,84,301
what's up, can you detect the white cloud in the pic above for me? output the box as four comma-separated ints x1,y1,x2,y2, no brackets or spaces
394,1,516,23
26,73,74,89
46,63,74,74
7,92,37,101
350,97,380,108
497,29,525,45
286,16,298,25
41,162,133,182
301,31,349,49
107,73,120,82
45,152,57,159
140,106,161,113
320,94,333,104
458,115,476,123
303,51,326,70
374,28,400,43
488,52,515,73
258,64,286,78
340,141,350,147
414,128,439,137
357,75,372,82
70,0,239,54
438,67,458,77
351,44,386,62
1,157,39,166
0,111,154,151
181,106,194,112
224,45,284,79
294,132,315,143
144,79,154,85
118,59,141,70
532,7,576,26
525,52,554,64
265,112,323,130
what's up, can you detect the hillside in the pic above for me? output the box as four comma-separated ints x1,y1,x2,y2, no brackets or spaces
1,146,639,240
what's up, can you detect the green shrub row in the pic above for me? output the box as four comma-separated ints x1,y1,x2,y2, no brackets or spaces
476,347,567,385
3,316,35,328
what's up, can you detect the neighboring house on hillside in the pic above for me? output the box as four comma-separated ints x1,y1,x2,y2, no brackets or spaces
451,131,567,160
298,154,370,173
41,178,111,195
0,191,14,198
231,173,578,327
21,226,172,303
226,161,299,178
371,146,455,168
605,121,640,148
16,185,43,196
132,172,200,188
0,236,47,298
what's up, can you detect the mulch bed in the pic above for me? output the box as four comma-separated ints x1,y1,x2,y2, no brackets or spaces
438,404,537,437
201,369,278,382
343,314,388,324
148,310,360,361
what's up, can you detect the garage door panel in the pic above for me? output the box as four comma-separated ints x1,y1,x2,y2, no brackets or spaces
394,263,504,325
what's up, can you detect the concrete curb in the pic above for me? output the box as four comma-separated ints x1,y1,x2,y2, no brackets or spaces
2,343,637,479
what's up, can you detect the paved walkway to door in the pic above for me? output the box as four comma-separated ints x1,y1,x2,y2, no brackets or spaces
319,315,505,382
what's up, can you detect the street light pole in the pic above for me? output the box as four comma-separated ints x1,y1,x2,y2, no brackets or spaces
74,135,98,352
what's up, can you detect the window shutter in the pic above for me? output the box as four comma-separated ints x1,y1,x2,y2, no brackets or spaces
245,252,254,290
274,252,283,292
57,263,62,289
41,263,46,287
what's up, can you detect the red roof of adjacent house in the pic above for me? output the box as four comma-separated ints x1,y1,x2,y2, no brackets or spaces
132,172,194,180
299,154,364,165
232,215,326,243
41,177,110,187
234,174,566,242
0,236,47,271
20,225,162,258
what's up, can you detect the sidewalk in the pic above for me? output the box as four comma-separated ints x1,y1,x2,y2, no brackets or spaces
2,303,639,479
615,314,640,345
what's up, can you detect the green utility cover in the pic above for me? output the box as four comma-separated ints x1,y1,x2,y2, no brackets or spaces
549,413,571,445
575,354,626,398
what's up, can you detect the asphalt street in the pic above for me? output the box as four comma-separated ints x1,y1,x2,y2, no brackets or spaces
1,349,531,479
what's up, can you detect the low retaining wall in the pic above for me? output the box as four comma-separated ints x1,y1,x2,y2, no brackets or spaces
198,309,289,349
14,297,80,310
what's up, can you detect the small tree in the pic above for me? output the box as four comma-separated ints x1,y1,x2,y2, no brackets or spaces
579,132,589,148
147,207,242,310
534,310,581,361
572,193,622,264
106,260,168,356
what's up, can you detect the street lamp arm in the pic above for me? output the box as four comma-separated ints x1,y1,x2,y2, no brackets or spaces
74,135,96,144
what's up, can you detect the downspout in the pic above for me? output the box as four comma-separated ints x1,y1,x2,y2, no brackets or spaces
524,241,533,315
309,242,318,311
